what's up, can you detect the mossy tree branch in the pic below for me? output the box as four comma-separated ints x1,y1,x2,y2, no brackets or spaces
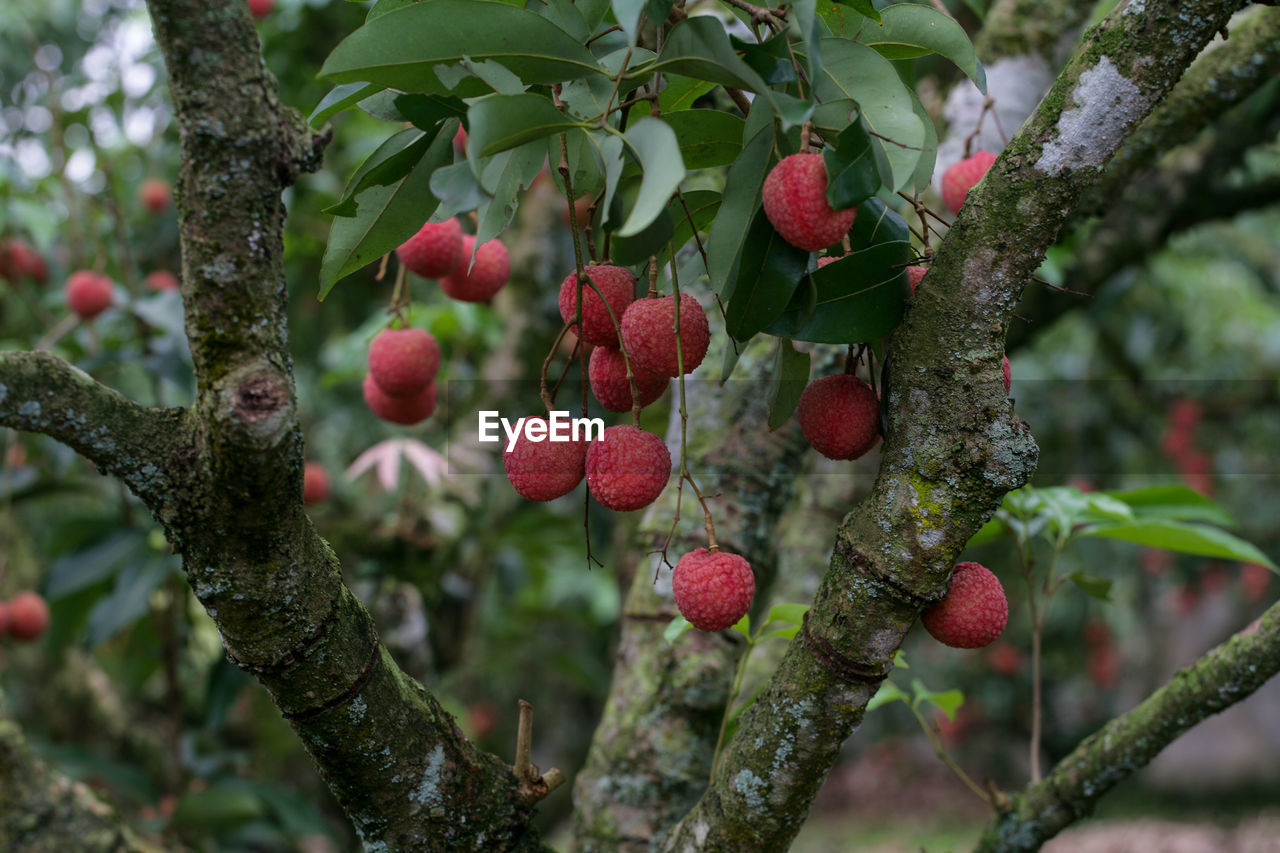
975,602,1280,852
660,2,1248,849
571,341,811,852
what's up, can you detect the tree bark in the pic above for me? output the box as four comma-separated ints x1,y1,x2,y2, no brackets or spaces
660,1,1247,849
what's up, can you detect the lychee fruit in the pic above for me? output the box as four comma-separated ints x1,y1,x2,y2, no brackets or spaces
0,238,48,284
1002,355,1011,394
672,548,755,632
503,417,588,502
619,295,710,377
564,194,595,229
7,591,50,642
303,462,330,505
368,327,441,397
65,270,114,319
817,255,841,269
584,424,670,512
762,152,858,252
248,0,274,19
145,270,180,292
986,642,1022,676
396,218,463,279
138,178,172,214
559,264,636,347
796,374,880,460
440,235,509,302
907,265,926,293
921,561,1008,649
362,373,437,425
588,346,667,412
941,151,997,214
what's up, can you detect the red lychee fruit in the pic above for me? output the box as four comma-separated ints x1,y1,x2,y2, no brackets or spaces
986,642,1022,676
362,373,437,425
368,327,441,397
795,374,880,460
65,270,114,319
466,702,499,738
564,194,595,229
619,295,710,377
440,235,509,302
559,264,636,347
672,548,755,632
503,417,588,502
396,218,463,279
303,462,330,505
0,238,48,284
762,152,858,252
1088,642,1120,689
138,178,172,214
1002,354,1012,394
922,561,1008,649
588,346,667,412
584,424,670,512
145,270,180,292
1240,563,1272,603
941,151,997,214
817,255,840,268
1083,619,1111,647
7,591,50,642
248,0,273,19
907,265,927,293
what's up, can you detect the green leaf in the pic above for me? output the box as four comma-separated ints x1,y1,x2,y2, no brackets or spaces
320,1,606,92
965,517,1006,548
847,195,909,247
665,190,720,267
45,532,144,600
608,181,675,264
867,679,908,712
1067,572,1113,602
790,0,825,87
762,626,801,640
473,141,547,246
765,239,909,343
612,0,646,45
538,0,591,43
736,33,799,85
855,4,987,93
466,94,585,161
724,208,811,339
616,118,686,237
664,110,745,170
811,39,925,190
1078,520,1276,568
664,615,692,643
823,119,879,210
911,679,964,721
319,130,454,297
838,0,880,23
659,74,716,113
732,612,751,637
85,556,174,647
1108,485,1237,527
908,87,938,193
326,128,433,217
171,785,266,831
706,120,774,292
429,161,489,219
768,339,812,430
309,82,383,127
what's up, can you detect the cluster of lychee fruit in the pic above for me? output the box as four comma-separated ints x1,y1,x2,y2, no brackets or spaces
396,218,510,303
0,591,51,643
363,325,441,425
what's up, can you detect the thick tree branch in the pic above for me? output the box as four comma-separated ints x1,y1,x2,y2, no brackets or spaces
661,2,1247,849
0,350,186,511
571,341,811,851
975,603,1280,852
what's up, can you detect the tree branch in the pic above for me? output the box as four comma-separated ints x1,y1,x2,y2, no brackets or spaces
660,2,1248,849
975,603,1280,852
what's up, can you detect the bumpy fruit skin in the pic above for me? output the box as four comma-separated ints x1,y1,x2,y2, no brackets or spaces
585,425,670,512
1002,355,1011,394
65,271,114,319
368,327,441,397
362,374,437,425
441,235,510,302
559,264,636,347
302,462,330,505
620,295,710,378
0,238,48,284
922,562,1008,649
396,218,463,279
145,270,180,292
248,0,274,18
588,346,667,412
907,265,927,293
816,255,839,269
673,548,755,632
504,417,588,502
762,153,858,252
796,374,880,460
138,178,172,213
941,151,997,214
8,592,50,642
